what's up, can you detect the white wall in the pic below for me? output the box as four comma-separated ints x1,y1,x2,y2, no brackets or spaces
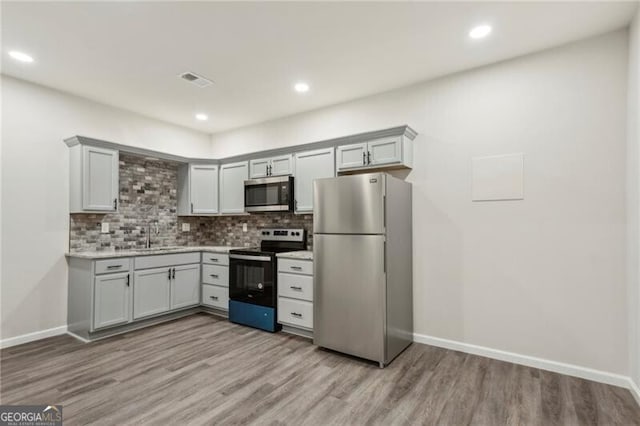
0,75,210,341
212,31,630,375
628,7,640,388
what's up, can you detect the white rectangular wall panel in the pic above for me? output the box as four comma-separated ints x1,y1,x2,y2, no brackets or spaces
472,153,524,201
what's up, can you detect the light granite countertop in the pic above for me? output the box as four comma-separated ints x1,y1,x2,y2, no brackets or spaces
66,246,244,259
276,250,313,261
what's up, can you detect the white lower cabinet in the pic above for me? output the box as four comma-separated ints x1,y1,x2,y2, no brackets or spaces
200,252,230,311
277,257,313,332
133,267,172,319
202,284,229,310
171,264,201,309
278,298,313,330
94,271,131,329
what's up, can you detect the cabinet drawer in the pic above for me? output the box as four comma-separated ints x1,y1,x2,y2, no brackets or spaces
202,284,229,310
95,258,131,275
202,253,229,266
278,258,313,275
278,273,313,301
278,298,313,329
134,252,200,270
202,264,229,287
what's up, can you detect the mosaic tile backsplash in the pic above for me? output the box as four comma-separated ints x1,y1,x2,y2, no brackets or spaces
69,153,313,252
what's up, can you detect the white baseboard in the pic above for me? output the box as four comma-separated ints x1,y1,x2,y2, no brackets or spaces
413,332,630,389
628,378,640,406
66,331,90,343
0,325,68,349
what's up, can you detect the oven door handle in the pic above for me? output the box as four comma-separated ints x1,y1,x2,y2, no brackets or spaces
230,254,272,262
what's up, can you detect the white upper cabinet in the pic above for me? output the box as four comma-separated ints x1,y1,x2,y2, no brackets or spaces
336,135,412,172
270,154,294,176
250,154,293,178
220,161,248,214
336,143,368,170
177,163,219,215
69,144,119,213
190,165,219,214
249,158,270,179
294,148,335,213
368,136,403,166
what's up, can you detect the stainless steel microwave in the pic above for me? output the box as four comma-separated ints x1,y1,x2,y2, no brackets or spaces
244,176,294,212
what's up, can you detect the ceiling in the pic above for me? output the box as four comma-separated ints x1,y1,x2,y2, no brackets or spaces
2,2,637,134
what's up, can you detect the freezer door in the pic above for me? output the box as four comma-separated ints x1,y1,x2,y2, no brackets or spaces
314,234,385,364
313,173,385,235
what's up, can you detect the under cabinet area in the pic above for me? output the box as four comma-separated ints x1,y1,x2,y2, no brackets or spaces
276,256,314,334
68,143,119,213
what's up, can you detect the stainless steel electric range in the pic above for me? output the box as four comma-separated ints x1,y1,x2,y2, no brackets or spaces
228,228,307,332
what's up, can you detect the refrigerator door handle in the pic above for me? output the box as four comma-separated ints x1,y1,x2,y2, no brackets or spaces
384,240,386,274
383,194,386,230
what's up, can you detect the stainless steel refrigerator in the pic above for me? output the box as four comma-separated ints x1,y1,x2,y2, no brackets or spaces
313,172,413,367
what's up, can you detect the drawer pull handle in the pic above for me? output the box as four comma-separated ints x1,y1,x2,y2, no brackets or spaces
210,274,219,278
210,296,219,300
107,265,122,269
291,312,302,318
290,286,302,291
290,266,303,271
210,258,219,262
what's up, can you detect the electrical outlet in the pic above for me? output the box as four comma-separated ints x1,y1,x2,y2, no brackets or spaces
182,222,190,232
242,223,248,232
101,222,109,234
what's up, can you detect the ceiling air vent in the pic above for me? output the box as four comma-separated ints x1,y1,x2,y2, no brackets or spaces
179,72,213,88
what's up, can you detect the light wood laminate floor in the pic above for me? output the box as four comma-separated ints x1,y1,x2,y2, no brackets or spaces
1,313,639,425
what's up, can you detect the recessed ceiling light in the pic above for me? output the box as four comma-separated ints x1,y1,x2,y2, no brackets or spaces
469,25,492,40
294,82,310,93
8,50,34,63
195,113,208,121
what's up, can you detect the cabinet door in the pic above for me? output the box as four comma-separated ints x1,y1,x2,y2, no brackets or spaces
270,154,294,176
190,165,219,214
368,137,402,166
171,264,200,309
82,145,119,211
249,158,270,179
133,267,171,319
336,143,367,171
294,148,335,212
220,161,248,213
94,272,130,329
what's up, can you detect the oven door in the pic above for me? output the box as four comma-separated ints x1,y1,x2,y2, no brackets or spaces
229,254,276,307
244,176,293,212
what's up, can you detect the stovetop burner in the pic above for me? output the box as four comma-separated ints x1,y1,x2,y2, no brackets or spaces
229,228,307,256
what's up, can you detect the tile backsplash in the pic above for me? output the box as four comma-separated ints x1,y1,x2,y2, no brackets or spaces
69,153,313,252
